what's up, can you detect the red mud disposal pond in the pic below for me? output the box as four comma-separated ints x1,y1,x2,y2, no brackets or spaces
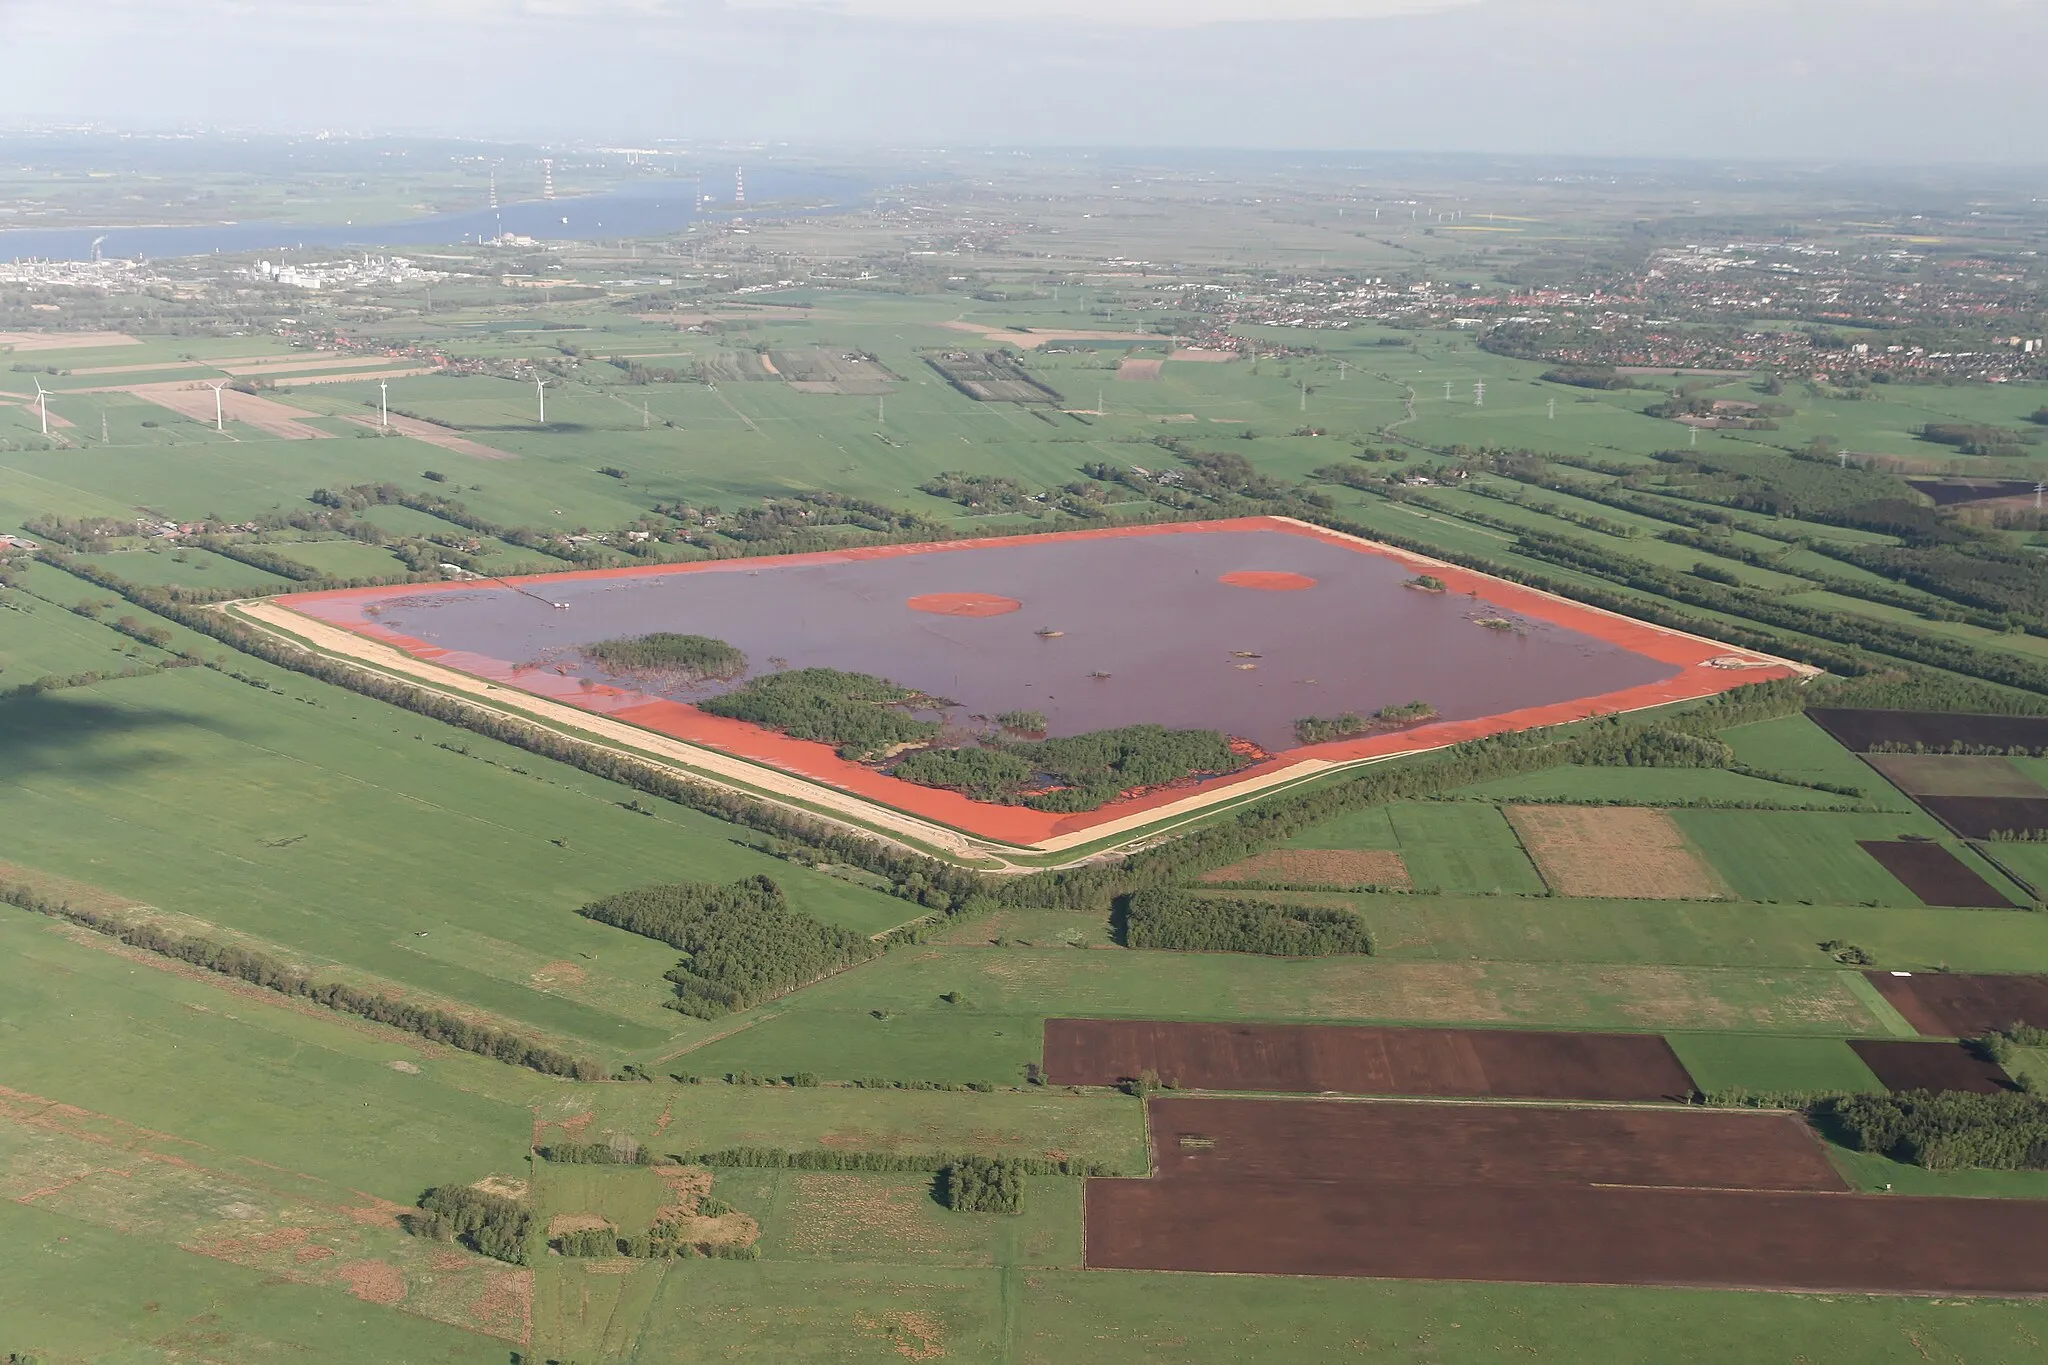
277,517,1792,843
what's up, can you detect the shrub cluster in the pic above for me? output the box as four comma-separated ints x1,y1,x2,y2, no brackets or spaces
941,1156,1026,1214
577,876,878,1018
581,632,747,682
1121,887,1374,956
0,883,601,1079
407,1186,533,1265
896,724,1243,812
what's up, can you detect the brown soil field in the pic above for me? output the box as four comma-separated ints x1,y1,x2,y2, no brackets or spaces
1198,848,1410,888
1862,754,2048,798
339,412,516,460
274,366,439,387
1115,358,1163,381
1858,841,2016,907
1849,1039,2014,1094
1043,1020,1696,1101
0,330,139,351
1914,794,2048,839
1505,805,1728,899
1810,707,2048,754
938,321,1164,349
1867,971,2048,1038
100,381,336,440
1147,1097,1845,1191
1084,1178,2048,1293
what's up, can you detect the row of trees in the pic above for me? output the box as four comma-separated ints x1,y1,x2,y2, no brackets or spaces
681,1147,1117,1177
1,881,601,1079
1121,887,1375,956
577,876,878,1019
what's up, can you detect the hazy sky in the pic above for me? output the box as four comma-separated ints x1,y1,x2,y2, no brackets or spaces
4,0,2044,162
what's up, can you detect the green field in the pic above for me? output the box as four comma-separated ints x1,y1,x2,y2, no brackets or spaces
1281,801,1548,894
1671,809,1957,905
1666,1033,1885,1095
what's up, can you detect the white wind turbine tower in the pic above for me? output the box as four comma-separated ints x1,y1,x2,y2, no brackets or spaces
32,379,49,435
379,379,390,428
535,377,548,425
207,380,229,431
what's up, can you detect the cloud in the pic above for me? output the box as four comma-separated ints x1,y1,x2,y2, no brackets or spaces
725,0,1478,22
1,0,2042,162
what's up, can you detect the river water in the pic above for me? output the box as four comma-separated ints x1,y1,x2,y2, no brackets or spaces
0,168,873,262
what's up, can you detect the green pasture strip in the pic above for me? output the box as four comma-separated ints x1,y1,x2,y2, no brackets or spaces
1720,713,1914,808
1386,802,1548,894
568,1084,1145,1171
738,1169,1083,1270
1446,765,1876,810
1973,841,2048,901
0,908,535,1198
672,947,1881,1085
1839,973,1922,1037
1670,808,1951,905
534,1251,669,1364
1015,1266,2048,1364
0,587,176,681
267,536,411,578
1356,896,2048,973
71,543,299,590
620,1260,1004,1364
1666,1033,1885,1094
1280,803,1401,851
536,1162,671,1238
0,656,914,1042
1828,1147,2048,1201
0,1202,506,1365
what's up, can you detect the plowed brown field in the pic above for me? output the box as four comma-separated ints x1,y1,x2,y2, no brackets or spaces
1043,1019,1696,1102
1867,970,2048,1037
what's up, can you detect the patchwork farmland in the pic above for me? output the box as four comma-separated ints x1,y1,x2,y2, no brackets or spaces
12,151,2048,1363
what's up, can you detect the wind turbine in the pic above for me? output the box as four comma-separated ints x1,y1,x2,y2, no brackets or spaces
32,379,49,435
207,380,228,431
379,379,389,428
535,377,547,425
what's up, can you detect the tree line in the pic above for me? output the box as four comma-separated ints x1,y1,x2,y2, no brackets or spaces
1121,887,1374,956
0,881,601,1079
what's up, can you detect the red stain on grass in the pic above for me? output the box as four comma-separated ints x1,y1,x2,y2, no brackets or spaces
278,516,1800,847
907,592,1022,617
1219,570,1317,591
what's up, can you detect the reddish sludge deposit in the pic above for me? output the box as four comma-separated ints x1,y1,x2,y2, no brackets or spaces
905,592,1023,617
273,517,1801,846
1218,570,1317,591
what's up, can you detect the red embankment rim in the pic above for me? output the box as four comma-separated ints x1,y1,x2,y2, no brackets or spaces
1220,570,1317,591
907,592,1023,618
